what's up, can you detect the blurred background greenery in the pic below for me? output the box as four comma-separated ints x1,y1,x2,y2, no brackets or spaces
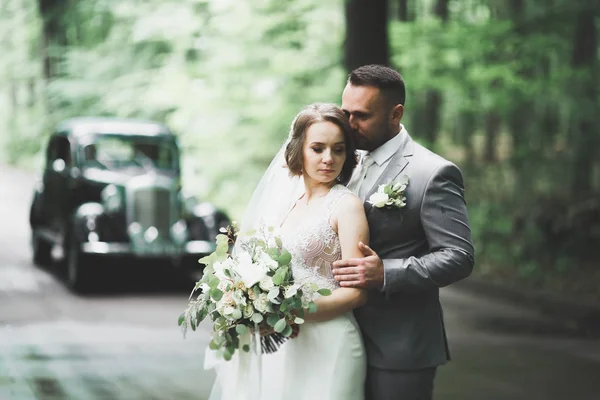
1,0,599,300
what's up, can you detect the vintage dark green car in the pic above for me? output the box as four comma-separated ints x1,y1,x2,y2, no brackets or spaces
29,117,230,292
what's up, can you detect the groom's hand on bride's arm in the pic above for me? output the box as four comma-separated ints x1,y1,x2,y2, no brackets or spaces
332,242,384,289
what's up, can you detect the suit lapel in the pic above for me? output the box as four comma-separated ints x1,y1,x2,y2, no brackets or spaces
364,132,414,215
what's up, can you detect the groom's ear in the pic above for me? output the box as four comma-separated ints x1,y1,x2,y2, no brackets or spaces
391,104,404,123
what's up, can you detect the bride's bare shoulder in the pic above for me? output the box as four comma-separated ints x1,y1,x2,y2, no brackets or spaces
332,188,365,220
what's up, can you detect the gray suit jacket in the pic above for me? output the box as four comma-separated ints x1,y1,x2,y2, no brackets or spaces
353,131,474,371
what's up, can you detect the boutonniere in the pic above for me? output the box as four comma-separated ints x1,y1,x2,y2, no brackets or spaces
367,175,409,209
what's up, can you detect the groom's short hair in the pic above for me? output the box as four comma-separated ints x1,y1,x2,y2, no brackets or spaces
285,103,358,185
348,65,406,107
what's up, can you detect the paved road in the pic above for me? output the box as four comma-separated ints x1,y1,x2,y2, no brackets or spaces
1,164,600,400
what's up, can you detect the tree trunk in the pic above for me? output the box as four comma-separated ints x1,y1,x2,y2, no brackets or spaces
570,11,597,194
27,78,36,108
392,0,411,21
9,81,18,114
421,0,448,146
434,0,449,21
484,111,501,163
421,90,442,146
38,0,67,81
344,0,389,72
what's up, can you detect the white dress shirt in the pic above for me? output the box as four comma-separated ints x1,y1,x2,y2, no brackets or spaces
356,125,406,201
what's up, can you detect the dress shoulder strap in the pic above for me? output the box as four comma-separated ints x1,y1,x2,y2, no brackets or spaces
325,184,353,218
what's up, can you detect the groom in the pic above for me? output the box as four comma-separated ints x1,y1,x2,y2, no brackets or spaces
332,65,474,400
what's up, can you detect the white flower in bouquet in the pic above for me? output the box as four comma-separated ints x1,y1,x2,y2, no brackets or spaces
253,293,270,314
213,257,235,279
217,280,230,293
235,252,269,288
212,261,227,280
223,305,236,316
242,303,255,319
259,276,275,291
232,289,247,306
216,293,233,313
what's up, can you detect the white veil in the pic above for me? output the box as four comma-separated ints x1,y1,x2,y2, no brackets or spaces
207,137,304,400
237,139,304,234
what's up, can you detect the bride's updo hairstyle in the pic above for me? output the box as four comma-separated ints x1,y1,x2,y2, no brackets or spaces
285,103,358,185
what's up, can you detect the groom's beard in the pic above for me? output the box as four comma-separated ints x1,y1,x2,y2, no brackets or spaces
353,131,370,151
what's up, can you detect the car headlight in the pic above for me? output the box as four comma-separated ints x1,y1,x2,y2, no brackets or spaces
179,191,198,217
101,184,123,214
170,220,189,245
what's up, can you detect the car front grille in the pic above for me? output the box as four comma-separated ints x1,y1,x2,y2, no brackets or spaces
130,187,172,237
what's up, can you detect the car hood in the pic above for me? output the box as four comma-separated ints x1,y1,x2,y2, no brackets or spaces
82,167,177,186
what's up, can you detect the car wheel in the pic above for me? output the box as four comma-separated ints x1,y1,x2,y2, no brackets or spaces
67,234,92,293
32,230,52,266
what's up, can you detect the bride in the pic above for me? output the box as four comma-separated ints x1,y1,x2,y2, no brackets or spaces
209,103,369,400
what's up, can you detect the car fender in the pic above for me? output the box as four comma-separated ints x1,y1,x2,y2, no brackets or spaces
191,202,231,238
29,175,46,227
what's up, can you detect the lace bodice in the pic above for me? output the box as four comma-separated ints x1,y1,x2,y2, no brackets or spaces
280,185,352,292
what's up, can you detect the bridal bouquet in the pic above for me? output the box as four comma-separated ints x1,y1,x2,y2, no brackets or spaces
179,224,330,361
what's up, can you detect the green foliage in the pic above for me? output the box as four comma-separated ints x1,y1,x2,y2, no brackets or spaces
388,3,600,295
2,0,600,299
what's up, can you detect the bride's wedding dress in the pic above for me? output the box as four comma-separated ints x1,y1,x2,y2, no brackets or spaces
208,184,366,400
274,184,366,400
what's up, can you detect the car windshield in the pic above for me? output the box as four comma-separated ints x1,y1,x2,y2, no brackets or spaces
80,135,177,170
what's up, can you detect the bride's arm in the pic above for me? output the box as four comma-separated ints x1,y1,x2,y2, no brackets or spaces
304,194,369,322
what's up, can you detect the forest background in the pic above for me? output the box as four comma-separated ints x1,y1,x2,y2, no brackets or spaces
1,0,599,301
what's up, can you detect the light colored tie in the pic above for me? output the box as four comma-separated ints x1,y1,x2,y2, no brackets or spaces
348,153,374,195
357,154,375,198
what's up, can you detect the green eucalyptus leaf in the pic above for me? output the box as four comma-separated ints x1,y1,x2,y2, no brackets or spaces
267,248,280,260
293,297,302,309
282,324,293,337
251,313,264,323
242,344,251,352
208,275,220,289
317,288,332,296
210,288,224,301
278,251,292,266
272,268,286,285
199,253,215,266
267,287,280,301
267,314,280,327
274,318,287,333
177,313,185,326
